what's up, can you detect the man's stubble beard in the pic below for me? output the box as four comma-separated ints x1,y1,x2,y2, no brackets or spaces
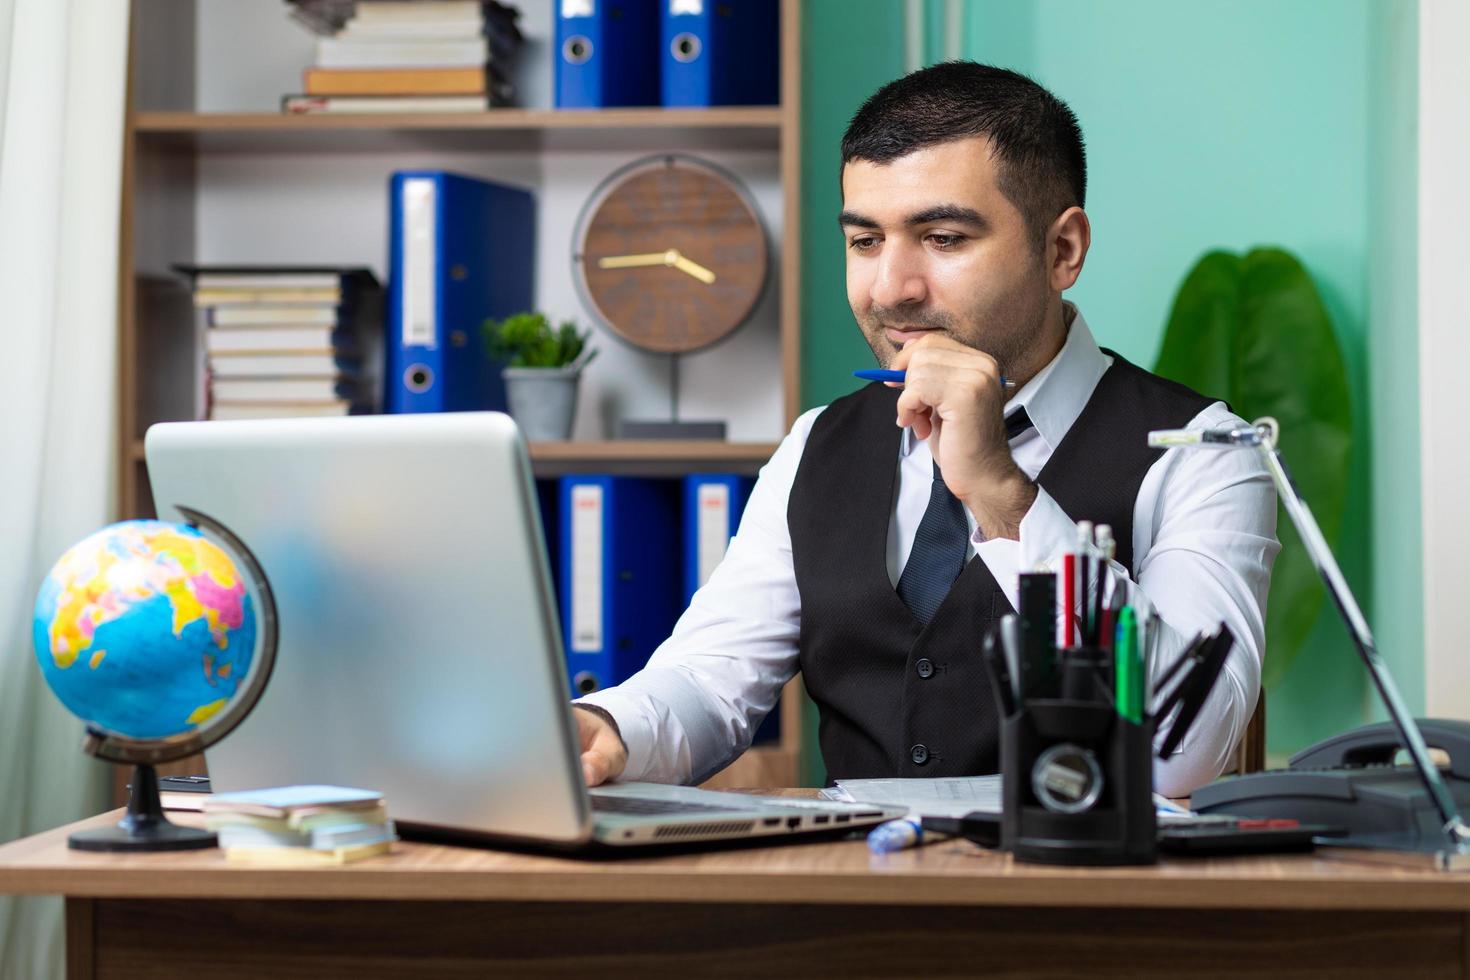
857,284,1047,379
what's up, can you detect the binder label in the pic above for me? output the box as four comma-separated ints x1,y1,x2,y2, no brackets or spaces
696,483,731,589
670,0,703,13
562,0,594,16
570,484,604,652
401,178,438,349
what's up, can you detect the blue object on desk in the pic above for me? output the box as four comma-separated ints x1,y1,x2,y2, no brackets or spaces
559,476,681,697
385,171,534,414
660,0,779,107
867,817,923,854
853,368,1016,388
555,0,660,108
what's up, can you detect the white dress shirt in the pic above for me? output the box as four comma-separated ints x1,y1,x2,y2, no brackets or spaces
578,305,1279,796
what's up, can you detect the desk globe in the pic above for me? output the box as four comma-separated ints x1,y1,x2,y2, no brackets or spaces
32,512,277,851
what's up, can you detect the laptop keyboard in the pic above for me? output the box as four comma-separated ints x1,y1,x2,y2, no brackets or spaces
591,795,747,817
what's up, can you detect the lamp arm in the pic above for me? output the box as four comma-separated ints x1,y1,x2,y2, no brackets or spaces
1252,424,1470,851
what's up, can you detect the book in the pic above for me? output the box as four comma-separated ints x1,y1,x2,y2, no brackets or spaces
304,66,486,96
353,1,485,23
282,94,486,114
223,839,393,866
210,401,353,420
194,287,343,306
205,325,353,354
211,305,337,326
205,804,391,834
195,271,341,290
203,784,383,818
153,774,212,812
215,820,396,851
344,19,485,38
315,37,489,69
205,784,396,866
211,377,360,403
209,353,362,378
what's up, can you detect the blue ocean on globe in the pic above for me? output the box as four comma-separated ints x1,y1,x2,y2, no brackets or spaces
32,520,257,741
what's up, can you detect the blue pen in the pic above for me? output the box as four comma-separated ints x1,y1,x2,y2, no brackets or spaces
867,817,924,854
854,369,1016,389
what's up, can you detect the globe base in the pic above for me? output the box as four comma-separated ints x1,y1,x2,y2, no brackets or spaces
68,763,218,852
69,821,217,852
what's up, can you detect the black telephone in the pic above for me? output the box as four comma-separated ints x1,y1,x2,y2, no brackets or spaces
1192,718,1470,844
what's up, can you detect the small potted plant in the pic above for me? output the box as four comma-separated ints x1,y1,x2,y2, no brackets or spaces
484,311,597,441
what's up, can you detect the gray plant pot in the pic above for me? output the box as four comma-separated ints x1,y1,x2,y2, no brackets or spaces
502,365,582,441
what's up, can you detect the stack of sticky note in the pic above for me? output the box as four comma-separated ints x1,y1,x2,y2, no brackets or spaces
202,785,396,865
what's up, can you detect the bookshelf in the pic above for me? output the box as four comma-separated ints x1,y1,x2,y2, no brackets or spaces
118,0,805,790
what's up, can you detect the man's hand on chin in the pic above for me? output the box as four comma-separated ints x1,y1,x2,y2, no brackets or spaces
889,333,1037,541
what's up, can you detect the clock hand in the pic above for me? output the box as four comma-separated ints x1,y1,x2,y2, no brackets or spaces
596,249,716,284
597,252,672,270
671,254,716,285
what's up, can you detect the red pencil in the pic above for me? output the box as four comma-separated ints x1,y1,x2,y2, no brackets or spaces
1061,552,1076,648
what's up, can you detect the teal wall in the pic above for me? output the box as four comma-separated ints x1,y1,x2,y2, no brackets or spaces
800,0,1420,769
1365,0,1422,724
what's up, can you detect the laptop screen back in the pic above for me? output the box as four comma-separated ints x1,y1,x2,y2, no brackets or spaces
145,412,591,843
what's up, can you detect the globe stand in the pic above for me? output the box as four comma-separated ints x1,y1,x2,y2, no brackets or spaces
52,507,279,854
69,763,216,852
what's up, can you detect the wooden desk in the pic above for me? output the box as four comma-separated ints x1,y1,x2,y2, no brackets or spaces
3,808,1469,979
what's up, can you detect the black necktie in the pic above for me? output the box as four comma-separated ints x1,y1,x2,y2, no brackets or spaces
896,408,1034,624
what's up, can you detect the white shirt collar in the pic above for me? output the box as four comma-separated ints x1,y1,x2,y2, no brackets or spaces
899,301,1112,457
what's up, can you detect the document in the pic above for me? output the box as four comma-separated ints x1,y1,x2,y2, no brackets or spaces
821,776,1002,818
821,776,1211,824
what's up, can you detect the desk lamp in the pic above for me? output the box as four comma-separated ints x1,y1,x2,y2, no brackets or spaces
1149,418,1470,868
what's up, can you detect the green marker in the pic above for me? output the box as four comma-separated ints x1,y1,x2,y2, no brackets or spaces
1115,606,1141,723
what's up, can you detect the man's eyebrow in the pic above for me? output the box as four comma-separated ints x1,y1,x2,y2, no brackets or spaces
837,210,880,229
905,204,987,228
836,205,988,230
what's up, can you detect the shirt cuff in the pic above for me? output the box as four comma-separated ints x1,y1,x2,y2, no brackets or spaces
969,485,1080,611
573,689,658,782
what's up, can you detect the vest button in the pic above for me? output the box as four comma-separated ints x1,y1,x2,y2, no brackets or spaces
915,658,934,679
910,743,930,765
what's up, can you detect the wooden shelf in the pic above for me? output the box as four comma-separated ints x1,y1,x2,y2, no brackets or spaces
532,443,782,476
118,1,806,788
128,437,776,475
132,107,786,153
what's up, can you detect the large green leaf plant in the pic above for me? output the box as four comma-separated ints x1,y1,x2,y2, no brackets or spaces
1153,248,1352,689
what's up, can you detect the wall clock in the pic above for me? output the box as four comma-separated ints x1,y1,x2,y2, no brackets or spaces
571,154,770,439
572,154,769,357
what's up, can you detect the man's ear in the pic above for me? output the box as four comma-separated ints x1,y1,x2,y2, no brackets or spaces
1047,206,1091,292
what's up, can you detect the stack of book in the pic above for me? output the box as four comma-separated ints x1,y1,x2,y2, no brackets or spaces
284,0,523,114
203,785,396,865
176,265,383,421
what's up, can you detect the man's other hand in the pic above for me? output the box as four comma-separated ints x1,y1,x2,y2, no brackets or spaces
573,705,628,786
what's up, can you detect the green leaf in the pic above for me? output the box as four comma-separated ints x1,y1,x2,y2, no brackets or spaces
1154,248,1351,689
483,312,594,368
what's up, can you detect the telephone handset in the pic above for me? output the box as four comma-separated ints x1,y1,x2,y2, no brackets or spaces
1194,718,1470,844
1289,718,1470,781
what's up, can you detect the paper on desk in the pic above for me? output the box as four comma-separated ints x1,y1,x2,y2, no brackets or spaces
820,777,1214,824
820,776,1002,818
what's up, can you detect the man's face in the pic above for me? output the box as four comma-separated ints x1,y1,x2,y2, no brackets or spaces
840,136,1050,373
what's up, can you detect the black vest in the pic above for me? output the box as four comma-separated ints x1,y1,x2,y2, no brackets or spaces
787,351,1214,780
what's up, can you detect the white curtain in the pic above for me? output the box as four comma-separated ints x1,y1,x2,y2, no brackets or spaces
0,0,131,977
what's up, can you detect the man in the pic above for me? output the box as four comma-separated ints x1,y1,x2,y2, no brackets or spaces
572,62,1278,797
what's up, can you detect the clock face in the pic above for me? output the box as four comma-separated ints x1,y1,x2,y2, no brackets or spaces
574,155,768,354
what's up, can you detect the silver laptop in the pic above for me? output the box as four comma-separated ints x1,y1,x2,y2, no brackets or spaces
144,412,900,850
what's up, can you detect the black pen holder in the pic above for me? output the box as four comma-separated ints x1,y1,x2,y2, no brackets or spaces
1000,660,1156,866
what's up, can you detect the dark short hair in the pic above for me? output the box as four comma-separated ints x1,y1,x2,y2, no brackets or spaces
841,61,1086,250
